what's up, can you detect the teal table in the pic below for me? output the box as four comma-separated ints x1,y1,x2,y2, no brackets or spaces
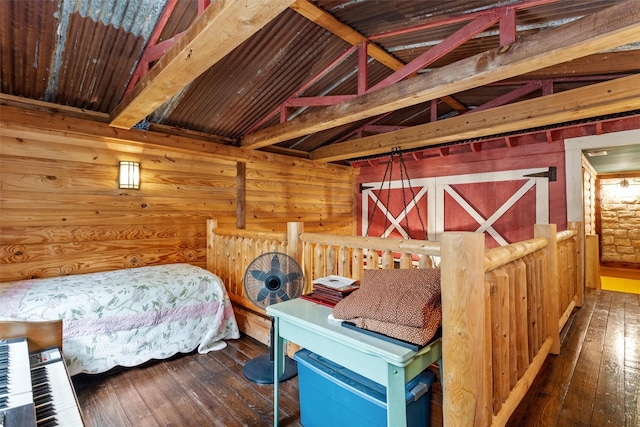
267,298,442,427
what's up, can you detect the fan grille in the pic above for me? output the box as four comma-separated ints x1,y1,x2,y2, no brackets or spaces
243,252,304,310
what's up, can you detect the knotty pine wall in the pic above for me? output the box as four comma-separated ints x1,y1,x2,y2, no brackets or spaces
0,104,358,282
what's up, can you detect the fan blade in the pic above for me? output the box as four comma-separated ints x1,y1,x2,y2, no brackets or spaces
257,287,270,302
250,270,269,282
271,254,280,271
276,288,290,302
287,272,299,282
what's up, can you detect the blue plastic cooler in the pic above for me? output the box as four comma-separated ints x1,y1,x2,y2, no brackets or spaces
294,349,435,427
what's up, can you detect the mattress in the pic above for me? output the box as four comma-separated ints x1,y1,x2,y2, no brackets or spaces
0,263,240,375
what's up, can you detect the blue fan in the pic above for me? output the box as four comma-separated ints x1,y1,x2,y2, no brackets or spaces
243,252,304,384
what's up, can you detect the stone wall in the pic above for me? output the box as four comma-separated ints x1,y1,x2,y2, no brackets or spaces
600,177,640,264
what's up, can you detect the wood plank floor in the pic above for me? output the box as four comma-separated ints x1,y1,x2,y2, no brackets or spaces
73,288,639,426
506,288,640,427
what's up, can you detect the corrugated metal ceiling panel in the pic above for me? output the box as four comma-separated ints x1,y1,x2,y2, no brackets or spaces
0,0,59,99
161,9,353,138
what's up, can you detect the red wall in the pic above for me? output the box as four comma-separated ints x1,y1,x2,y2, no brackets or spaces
355,137,567,246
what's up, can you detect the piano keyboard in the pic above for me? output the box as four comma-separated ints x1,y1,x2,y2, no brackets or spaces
1,338,35,427
0,338,84,427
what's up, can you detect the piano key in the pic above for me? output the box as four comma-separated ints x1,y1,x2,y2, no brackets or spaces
0,339,33,411
31,361,84,427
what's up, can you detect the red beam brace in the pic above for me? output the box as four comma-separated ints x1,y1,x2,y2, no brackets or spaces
142,33,185,62
363,124,408,133
332,111,394,144
358,42,368,95
246,45,357,133
469,81,543,113
198,0,211,14
367,11,501,93
431,99,438,122
123,0,179,97
284,95,357,107
499,7,517,45
368,0,560,41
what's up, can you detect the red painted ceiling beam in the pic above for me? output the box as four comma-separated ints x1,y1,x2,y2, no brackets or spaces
367,10,502,93
246,45,357,133
123,0,210,98
368,0,560,41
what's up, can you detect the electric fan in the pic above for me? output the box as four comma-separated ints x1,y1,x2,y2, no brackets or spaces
242,252,304,384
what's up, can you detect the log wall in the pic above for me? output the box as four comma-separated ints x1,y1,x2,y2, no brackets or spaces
0,103,358,282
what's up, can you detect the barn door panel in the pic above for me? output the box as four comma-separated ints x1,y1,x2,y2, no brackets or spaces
361,177,433,239
361,168,550,247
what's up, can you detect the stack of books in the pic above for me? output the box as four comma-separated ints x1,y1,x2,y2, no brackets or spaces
302,275,359,307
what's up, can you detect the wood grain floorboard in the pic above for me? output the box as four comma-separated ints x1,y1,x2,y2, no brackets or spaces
623,292,640,427
73,289,637,426
506,285,598,427
508,288,639,427
592,291,625,426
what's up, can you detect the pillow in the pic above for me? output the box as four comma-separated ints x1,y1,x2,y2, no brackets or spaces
332,268,441,328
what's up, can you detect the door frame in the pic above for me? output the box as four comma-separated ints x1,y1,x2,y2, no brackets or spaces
564,129,640,223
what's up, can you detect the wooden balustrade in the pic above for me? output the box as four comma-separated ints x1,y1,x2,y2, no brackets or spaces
206,219,583,426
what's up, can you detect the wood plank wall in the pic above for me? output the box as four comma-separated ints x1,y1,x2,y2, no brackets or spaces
0,103,358,282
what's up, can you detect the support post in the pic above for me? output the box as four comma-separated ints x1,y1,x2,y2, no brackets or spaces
287,222,306,289
236,163,246,229
206,219,218,273
569,221,584,307
441,232,491,427
534,224,560,355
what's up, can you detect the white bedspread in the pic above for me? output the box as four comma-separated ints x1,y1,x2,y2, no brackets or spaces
0,264,240,375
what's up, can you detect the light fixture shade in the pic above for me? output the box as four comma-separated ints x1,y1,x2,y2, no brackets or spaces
119,161,140,189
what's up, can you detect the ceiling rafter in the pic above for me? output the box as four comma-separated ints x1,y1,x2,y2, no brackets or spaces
259,0,565,139
240,0,640,152
310,74,640,162
110,0,295,130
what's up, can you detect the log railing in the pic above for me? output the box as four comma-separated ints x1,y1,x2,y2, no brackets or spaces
206,219,583,426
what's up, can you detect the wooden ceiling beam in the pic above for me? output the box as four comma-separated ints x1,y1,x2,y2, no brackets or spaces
290,0,404,71
242,0,640,150
110,0,294,130
513,50,640,80
309,74,640,162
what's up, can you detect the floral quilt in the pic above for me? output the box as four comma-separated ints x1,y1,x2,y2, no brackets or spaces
0,263,240,375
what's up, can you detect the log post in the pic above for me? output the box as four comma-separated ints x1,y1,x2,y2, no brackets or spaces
569,221,585,307
534,224,560,355
287,221,305,287
441,232,491,427
206,219,218,273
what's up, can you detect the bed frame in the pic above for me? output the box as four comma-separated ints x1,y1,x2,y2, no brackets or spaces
207,219,583,427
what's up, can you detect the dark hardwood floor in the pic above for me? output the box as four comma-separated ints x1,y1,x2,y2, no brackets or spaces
506,288,639,427
73,288,639,427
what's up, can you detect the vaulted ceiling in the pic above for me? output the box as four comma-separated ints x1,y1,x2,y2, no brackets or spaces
1,0,639,167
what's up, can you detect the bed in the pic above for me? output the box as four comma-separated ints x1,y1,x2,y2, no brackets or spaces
0,263,240,375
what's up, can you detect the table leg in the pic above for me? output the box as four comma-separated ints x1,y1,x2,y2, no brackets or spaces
386,365,407,427
273,317,284,427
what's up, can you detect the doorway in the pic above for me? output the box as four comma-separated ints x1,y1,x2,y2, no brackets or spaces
565,129,640,294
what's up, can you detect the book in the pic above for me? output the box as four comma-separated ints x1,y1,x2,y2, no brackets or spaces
301,293,339,308
313,282,359,296
312,275,357,289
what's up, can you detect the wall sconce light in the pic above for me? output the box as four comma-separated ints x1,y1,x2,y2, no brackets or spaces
119,161,140,189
